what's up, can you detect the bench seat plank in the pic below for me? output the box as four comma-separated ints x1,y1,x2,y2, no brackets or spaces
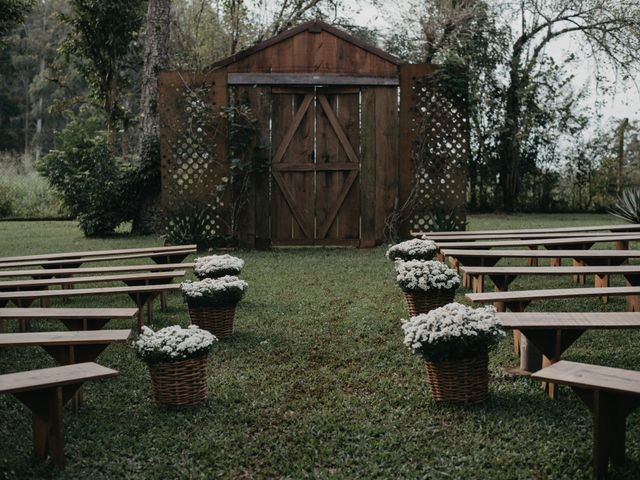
0,283,180,301
0,244,196,263
497,312,640,329
443,249,640,259
0,270,185,288
532,361,640,397
425,231,640,242
0,249,194,270
0,330,131,347
412,223,640,237
0,263,194,279
467,286,640,303
462,266,640,275
0,307,138,319
0,362,117,395
435,234,640,250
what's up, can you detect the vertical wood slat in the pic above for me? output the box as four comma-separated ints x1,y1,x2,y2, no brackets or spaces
374,87,399,241
360,87,377,246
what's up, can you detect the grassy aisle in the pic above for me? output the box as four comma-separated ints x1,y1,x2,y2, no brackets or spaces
0,215,638,479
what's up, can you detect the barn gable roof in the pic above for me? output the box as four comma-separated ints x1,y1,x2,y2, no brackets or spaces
209,20,400,71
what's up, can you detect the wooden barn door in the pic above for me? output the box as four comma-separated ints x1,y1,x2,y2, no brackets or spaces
271,87,360,245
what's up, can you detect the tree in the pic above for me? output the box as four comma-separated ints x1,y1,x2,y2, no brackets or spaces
497,0,640,212
0,0,33,48
60,0,145,149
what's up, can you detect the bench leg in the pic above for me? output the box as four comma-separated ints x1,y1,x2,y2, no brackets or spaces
527,246,538,266
573,389,640,480
161,291,168,312
14,384,81,468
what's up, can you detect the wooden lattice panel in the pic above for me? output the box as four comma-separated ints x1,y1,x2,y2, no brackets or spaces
399,64,468,233
159,70,229,236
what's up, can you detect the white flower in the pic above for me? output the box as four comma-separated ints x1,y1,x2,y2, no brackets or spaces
134,325,217,363
386,239,438,261
181,275,248,298
194,254,244,277
401,302,504,354
395,260,460,293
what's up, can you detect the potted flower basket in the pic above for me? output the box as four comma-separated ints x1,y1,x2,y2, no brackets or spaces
402,303,504,404
395,260,460,316
386,238,438,262
194,254,245,279
134,325,217,408
181,276,248,339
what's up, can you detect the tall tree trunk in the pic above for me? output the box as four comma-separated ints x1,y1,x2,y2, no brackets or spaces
139,0,170,151
615,118,629,195
498,59,522,213
134,0,171,233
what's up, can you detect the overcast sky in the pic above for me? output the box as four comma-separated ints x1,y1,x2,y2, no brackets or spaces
343,0,640,123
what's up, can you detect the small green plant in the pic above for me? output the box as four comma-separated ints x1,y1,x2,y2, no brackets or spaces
164,204,219,250
609,188,640,224
428,208,468,232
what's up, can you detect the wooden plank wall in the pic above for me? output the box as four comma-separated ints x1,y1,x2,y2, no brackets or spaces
227,31,397,77
361,86,399,246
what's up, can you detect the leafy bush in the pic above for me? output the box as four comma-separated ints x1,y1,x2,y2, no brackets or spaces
609,188,640,224
0,183,14,217
38,118,137,236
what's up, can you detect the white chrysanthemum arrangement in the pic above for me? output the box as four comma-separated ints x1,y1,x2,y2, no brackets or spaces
386,239,438,261
401,302,504,361
181,276,248,307
395,260,460,293
194,254,245,279
134,325,217,364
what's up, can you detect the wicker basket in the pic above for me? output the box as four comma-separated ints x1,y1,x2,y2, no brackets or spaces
148,355,208,408
404,290,455,317
425,354,489,404
188,304,237,339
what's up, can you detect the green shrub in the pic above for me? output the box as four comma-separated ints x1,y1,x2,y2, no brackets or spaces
0,183,14,217
38,119,138,236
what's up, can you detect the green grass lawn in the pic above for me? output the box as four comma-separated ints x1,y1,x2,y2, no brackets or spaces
0,214,639,479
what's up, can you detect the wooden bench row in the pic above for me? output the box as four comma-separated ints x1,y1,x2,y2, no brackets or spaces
0,244,196,264
412,223,640,238
0,284,181,331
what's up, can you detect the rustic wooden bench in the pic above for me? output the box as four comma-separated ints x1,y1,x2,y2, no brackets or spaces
0,284,180,331
0,249,195,270
497,312,640,398
411,223,640,238
443,249,640,287
531,361,640,480
0,270,185,289
0,244,196,263
435,235,639,268
460,265,640,297
467,286,640,368
0,307,138,332
466,286,640,313
0,270,186,312
0,329,130,364
422,231,640,242
0,362,118,468
0,262,194,279
0,330,130,411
